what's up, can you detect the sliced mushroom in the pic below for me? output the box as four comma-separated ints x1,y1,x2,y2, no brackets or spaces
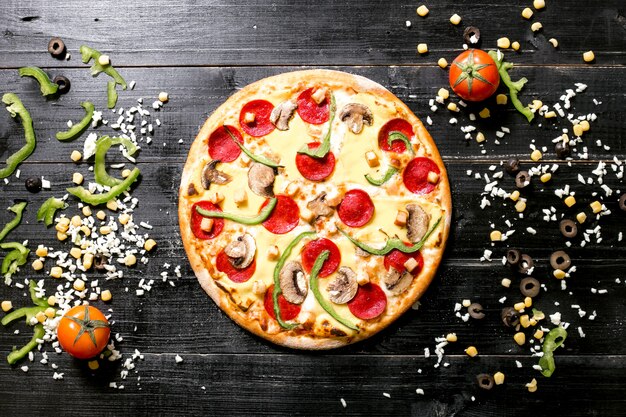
269,100,298,131
248,162,275,198
406,203,430,243
279,261,307,304
339,103,374,134
327,267,358,304
384,267,414,294
224,233,256,269
201,160,232,190
306,192,334,218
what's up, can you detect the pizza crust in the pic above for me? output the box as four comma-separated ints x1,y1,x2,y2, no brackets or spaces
179,69,452,350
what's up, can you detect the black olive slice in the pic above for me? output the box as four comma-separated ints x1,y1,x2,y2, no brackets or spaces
48,37,66,59
501,307,520,327
468,303,485,319
476,374,494,390
559,219,577,238
53,75,71,94
520,277,540,298
25,177,42,193
550,250,571,270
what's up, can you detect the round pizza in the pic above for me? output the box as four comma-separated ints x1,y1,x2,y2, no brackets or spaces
179,69,451,349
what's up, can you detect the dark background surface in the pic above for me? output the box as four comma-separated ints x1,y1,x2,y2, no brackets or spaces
0,1,625,416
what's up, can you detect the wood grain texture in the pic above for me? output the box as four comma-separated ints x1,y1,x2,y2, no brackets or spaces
0,0,625,416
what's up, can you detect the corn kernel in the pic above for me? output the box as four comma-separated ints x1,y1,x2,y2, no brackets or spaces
497,37,511,49
590,200,602,214
158,92,169,103
446,333,458,343
533,0,545,9
96,210,106,220
121,169,132,178
514,332,526,345
83,253,94,270
437,58,448,69
36,246,48,257
531,100,543,110
73,279,85,291
549,38,558,48
510,190,520,201
534,329,544,339
98,54,110,66
71,172,84,185
31,259,44,271
47,296,56,306
580,120,590,131
417,43,428,54
45,307,56,318
571,124,583,137
36,311,47,323
501,278,511,288
416,5,429,17
526,378,538,392
465,346,478,357
125,254,137,267
100,226,111,235
50,266,63,279
564,196,576,207
540,173,552,183
365,151,379,168
553,269,566,279
55,223,69,233
80,225,91,237
70,247,82,259
524,296,532,308
447,102,458,112
490,230,502,242
514,302,526,312
252,280,267,295
101,290,112,302
70,150,82,162
82,206,92,217
544,111,557,118
404,257,419,273
267,245,280,261
521,7,533,19
144,239,157,252
462,299,471,308
530,149,542,161
496,94,508,105
531,22,543,32
515,200,527,213
479,108,490,118
475,132,485,143
576,212,587,223
450,14,462,25
427,171,439,184
88,360,100,370
106,199,118,211
1,301,13,312
494,372,505,385
70,215,82,228
394,210,408,227
118,213,131,225
511,41,521,51
583,50,595,62
438,88,450,100
57,232,68,241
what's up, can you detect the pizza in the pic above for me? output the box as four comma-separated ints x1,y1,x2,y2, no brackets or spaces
179,69,451,349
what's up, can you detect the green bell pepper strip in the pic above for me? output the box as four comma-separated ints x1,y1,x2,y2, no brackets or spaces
67,167,141,205
365,167,398,186
0,242,29,278
0,202,27,243
196,197,277,225
223,126,282,169
2,281,52,364
18,67,58,96
487,50,534,123
80,45,127,89
0,93,36,179
309,250,359,331
538,326,568,377
298,93,336,158
55,101,95,141
339,216,442,256
37,197,67,227
272,231,316,329
107,81,118,109
94,136,139,187
387,131,415,155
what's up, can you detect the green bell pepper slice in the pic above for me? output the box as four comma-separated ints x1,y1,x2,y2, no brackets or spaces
80,45,127,89
272,231,316,329
365,167,398,186
0,94,36,179
196,197,277,225
538,326,568,377
387,131,415,155
67,167,141,205
297,93,336,158
309,250,359,331
0,242,30,278
18,67,58,96
94,136,139,187
224,126,282,168
37,197,67,227
339,216,442,256
488,50,534,123
55,101,95,141
0,202,27,243
107,81,118,109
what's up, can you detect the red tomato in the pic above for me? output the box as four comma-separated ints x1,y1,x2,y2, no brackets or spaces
57,305,111,359
449,49,500,102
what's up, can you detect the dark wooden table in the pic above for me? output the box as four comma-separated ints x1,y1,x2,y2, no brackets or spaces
1,1,625,416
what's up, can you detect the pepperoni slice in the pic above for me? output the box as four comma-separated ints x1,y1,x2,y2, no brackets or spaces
403,157,440,195
384,246,424,276
337,189,375,227
301,238,341,278
295,143,336,181
264,285,301,321
190,201,224,240
215,250,256,283
208,125,243,163
239,100,276,137
347,283,387,320
261,195,300,234
296,88,330,125
378,118,414,153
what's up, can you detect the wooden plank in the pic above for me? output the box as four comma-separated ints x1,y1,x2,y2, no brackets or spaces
1,0,626,67
0,353,625,416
